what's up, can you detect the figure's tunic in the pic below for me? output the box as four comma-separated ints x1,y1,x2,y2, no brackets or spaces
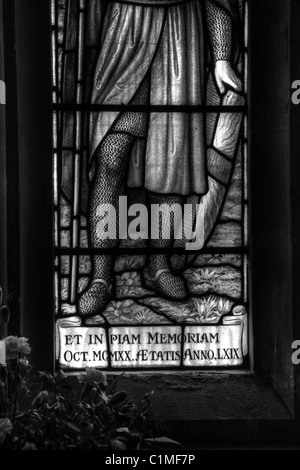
90,0,235,195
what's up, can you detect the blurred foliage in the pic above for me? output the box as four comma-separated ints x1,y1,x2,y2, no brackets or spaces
0,357,181,451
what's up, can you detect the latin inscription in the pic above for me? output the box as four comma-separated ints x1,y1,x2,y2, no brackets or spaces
58,323,246,369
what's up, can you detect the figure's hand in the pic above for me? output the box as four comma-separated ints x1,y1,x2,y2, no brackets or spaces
214,60,242,94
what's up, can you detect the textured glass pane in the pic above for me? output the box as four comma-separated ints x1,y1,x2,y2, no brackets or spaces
52,31,56,87
244,2,248,48
52,112,57,148
244,52,248,93
51,0,55,26
61,278,69,302
60,230,70,248
221,159,242,221
60,256,70,275
53,0,249,370
244,204,249,246
244,142,248,201
53,153,58,205
208,223,242,248
243,256,248,303
54,212,58,247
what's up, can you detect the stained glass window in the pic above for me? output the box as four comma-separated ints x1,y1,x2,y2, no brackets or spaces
52,0,249,370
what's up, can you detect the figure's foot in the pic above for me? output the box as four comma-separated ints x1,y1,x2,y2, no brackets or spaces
78,279,113,317
142,268,188,301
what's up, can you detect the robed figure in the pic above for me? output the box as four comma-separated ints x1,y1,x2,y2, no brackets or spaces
62,0,242,317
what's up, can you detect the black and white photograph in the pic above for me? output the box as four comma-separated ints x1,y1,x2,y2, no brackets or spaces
0,0,300,455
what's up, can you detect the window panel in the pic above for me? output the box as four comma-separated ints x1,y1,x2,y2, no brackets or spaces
53,0,249,370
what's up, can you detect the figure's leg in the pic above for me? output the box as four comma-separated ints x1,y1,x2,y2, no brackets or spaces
79,132,134,316
79,76,150,316
143,193,188,301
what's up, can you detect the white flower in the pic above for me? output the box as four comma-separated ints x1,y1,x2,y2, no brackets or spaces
78,367,107,388
4,336,31,359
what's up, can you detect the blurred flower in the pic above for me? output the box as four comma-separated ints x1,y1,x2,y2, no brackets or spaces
32,390,50,408
0,418,12,433
0,418,13,445
4,336,31,359
78,367,107,388
111,439,127,450
117,427,130,434
92,368,107,386
86,367,107,385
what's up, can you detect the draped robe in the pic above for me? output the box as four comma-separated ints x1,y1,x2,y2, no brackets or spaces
88,0,239,195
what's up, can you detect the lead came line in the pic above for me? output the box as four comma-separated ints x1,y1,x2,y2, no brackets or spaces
70,3,85,304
